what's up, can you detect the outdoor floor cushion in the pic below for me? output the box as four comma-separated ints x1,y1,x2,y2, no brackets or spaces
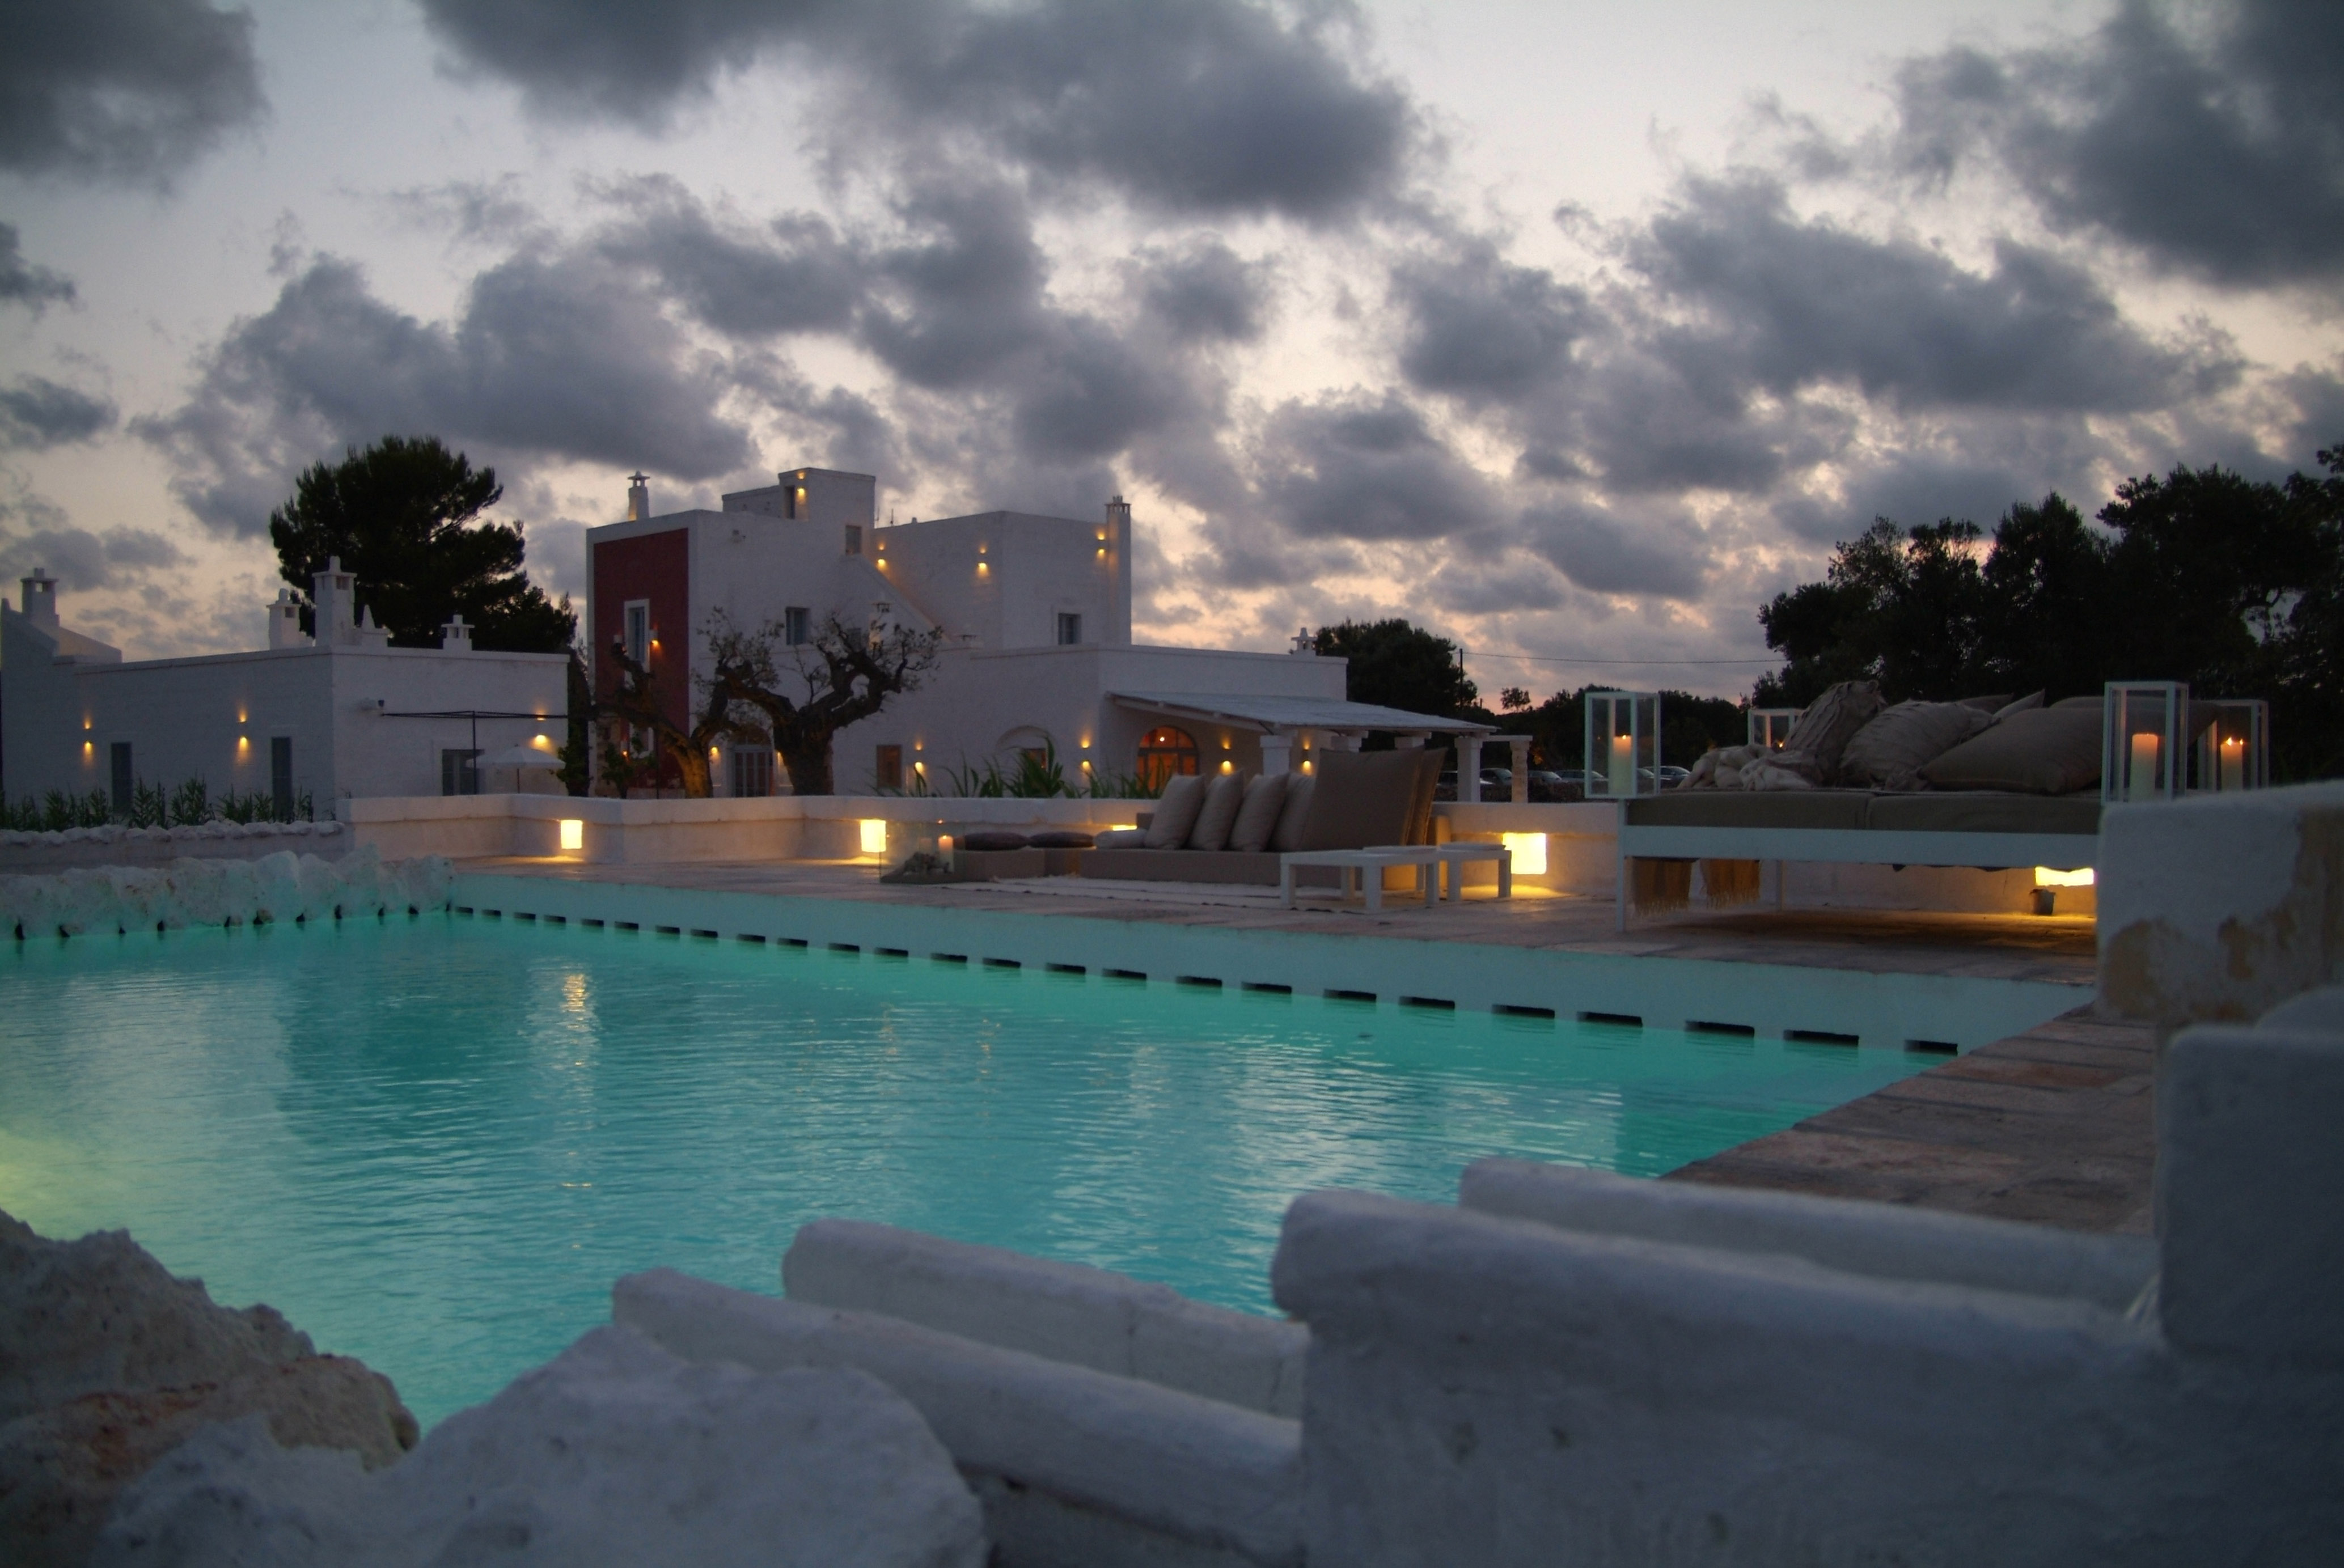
1864,793,2100,836
1624,793,1875,832
1921,705,2102,793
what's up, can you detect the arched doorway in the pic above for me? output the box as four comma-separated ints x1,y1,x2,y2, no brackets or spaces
1136,726,1200,792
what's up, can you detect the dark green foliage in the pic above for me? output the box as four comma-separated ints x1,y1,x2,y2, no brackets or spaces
269,435,576,653
1756,443,2344,779
1523,688,1746,770
1313,620,1479,719
561,649,593,798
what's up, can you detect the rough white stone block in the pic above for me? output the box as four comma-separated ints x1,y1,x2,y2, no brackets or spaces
2100,781,2344,1034
785,1219,1307,1417
94,1325,986,1568
2157,989,2344,1370
1459,1159,2156,1310
1272,1188,2343,1566
615,1268,1302,1567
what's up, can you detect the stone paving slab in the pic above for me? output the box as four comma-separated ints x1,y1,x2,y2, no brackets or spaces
1664,1008,2156,1234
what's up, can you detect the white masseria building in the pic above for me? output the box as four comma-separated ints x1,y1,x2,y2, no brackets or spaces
587,466,1488,795
1,565,568,814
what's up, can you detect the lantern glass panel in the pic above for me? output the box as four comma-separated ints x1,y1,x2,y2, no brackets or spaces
1585,690,1661,798
2190,698,2268,794
2102,682,2184,804
1748,708,1799,752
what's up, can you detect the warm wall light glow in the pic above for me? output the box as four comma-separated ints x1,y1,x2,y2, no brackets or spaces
2035,866,2095,887
858,819,889,855
533,733,553,749
1220,759,1234,773
559,819,585,851
237,736,249,753
1501,832,1548,876
709,746,721,759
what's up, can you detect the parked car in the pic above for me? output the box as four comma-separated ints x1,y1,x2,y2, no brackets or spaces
1657,765,1691,789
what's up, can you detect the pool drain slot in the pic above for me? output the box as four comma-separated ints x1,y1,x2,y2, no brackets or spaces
737,933,765,944
1177,975,1222,988
1326,989,1377,1003
1242,982,1292,994
876,947,909,958
1579,1011,1642,1028
1907,1039,1959,1054
932,952,968,964
1046,963,1086,974
830,943,860,953
984,957,1021,969
1103,968,1146,981
1689,1020,1755,1038
1786,1029,1861,1047
1495,1005,1556,1019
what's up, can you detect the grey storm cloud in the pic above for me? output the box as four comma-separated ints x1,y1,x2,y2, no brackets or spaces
1254,391,1503,544
594,180,864,338
1519,505,1705,600
1891,0,2344,289
416,0,1414,221
134,251,752,536
0,490,184,593
1634,176,2224,413
1393,241,1590,403
0,223,77,310
0,0,264,185
0,378,118,451
1135,240,1269,344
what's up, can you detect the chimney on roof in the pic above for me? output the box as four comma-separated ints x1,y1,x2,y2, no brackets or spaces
18,568,58,625
627,472,651,522
440,613,473,652
313,557,357,646
268,587,309,649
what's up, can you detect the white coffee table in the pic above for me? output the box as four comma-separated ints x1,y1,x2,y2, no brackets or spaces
1279,847,1442,910
1431,841,1513,900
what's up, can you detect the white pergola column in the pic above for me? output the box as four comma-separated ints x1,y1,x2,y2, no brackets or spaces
1456,735,1484,803
1259,731,1296,776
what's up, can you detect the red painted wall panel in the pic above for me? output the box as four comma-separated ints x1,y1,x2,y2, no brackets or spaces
591,529,691,752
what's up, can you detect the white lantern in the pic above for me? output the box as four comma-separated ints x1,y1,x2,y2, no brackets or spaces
1585,691,1660,799
1747,707,1799,752
2189,698,2269,794
2102,682,2184,804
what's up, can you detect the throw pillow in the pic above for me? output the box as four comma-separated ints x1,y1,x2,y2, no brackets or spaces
1028,830,1094,849
1995,690,2045,719
1093,827,1148,847
1919,705,2103,793
1783,679,1885,779
1144,773,1208,848
1226,771,1291,853
1270,773,1317,851
1186,772,1248,850
1839,701,1993,790
960,830,1030,851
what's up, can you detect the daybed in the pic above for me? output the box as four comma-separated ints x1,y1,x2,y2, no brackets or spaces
1623,684,2105,927
1078,748,1446,887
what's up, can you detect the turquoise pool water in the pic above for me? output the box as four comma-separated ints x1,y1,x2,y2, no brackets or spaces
2,916,1937,1426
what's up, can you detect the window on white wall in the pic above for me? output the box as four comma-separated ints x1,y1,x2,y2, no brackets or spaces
784,606,811,645
731,749,773,798
1056,612,1082,646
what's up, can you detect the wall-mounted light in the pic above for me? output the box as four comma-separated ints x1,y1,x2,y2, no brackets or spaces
559,819,585,851
1220,758,1234,773
709,746,720,760
237,736,250,754
858,819,889,856
2034,866,2093,887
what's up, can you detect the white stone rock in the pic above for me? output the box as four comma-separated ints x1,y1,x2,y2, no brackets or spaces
95,1325,987,1568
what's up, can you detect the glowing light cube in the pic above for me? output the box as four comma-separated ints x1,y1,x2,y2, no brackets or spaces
858,819,889,855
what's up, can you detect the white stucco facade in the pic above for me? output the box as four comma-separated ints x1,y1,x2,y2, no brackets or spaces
587,466,1433,794
1,568,567,815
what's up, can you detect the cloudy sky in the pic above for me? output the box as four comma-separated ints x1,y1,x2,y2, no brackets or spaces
3,0,2338,697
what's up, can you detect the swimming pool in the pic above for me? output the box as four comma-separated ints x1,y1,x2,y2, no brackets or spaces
2,916,1942,1426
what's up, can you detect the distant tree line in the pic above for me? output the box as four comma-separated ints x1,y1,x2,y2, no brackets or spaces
1757,443,2344,779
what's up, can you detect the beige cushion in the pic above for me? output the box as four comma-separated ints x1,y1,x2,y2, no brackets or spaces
1270,774,1317,851
1402,749,1442,844
1185,771,1247,850
1093,827,1148,847
1144,773,1208,848
1956,693,2014,712
1920,706,2103,794
1298,749,1432,851
2051,694,2101,709
1226,770,1290,853
1995,690,2045,719
1785,680,1885,776
1839,701,1992,790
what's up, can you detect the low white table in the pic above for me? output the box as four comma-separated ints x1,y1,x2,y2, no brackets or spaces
1279,847,1441,910
1431,841,1512,900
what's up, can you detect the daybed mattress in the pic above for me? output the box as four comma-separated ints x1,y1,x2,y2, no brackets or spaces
1624,791,2100,837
